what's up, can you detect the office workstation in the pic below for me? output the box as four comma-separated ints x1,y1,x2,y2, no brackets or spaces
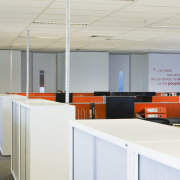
0,0,180,180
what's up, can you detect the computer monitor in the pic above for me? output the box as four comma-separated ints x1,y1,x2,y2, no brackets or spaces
134,96,152,102
111,92,156,97
106,96,134,119
94,91,110,96
56,93,73,103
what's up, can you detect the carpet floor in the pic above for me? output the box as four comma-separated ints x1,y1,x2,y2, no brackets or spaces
0,152,14,180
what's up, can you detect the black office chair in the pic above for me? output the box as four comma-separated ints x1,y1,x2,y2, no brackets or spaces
143,118,171,125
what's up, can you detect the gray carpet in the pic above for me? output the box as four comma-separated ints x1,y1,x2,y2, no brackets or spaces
0,152,14,180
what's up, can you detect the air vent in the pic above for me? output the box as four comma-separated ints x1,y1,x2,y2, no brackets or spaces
33,21,88,26
90,35,113,38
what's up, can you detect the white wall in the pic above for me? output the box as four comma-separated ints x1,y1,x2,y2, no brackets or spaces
57,53,65,91
130,54,149,92
57,52,109,93
0,50,10,93
0,50,21,93
11,51,21,93
109,54,130,92
148,53,180,92
33,53,56,93
70,52,109,92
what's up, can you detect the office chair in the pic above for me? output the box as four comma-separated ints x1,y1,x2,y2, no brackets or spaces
143,118,171,125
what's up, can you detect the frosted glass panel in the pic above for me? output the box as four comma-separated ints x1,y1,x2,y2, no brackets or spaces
74,128,94,180
139,156,180,180
96,138,127,180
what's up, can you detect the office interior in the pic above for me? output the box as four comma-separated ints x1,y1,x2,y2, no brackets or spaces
0,0,180,180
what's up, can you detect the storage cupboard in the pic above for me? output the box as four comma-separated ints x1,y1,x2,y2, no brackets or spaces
12,99,75,180
70,119,180,180
0,94,26,155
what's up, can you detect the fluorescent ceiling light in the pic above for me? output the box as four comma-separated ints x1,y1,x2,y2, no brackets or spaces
19,35,59,39
33,21,88,26
149,48,180,51
112,0,135,1
151,25,180,29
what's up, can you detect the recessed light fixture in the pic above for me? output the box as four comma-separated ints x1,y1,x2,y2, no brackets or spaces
33,21,88,26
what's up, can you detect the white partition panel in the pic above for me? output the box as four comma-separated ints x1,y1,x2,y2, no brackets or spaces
96,138,127,180
74,128,94,180
139,156,180,180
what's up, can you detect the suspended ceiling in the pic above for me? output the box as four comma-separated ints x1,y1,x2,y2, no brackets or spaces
1,0,180,53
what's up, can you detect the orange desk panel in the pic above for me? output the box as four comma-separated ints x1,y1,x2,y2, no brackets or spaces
73,93,94,97
73,104,90,120
73,96,104,103
152,96,179,103
29,96,56,101
95,104,106,119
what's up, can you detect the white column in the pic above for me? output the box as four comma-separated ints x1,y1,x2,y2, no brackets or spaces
65,0,70,103
10,48,13,93
26,29,30,98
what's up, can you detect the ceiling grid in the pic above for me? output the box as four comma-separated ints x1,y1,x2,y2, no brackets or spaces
1,0,180,52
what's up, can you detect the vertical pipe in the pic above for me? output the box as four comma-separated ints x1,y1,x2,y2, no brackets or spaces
65,0,70,103
26,29,29,98
10,48,13,94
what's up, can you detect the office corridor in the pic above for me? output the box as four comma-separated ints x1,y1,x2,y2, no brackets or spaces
0,152,13,180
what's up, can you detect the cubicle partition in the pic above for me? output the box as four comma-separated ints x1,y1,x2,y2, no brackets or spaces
152,96,180,103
